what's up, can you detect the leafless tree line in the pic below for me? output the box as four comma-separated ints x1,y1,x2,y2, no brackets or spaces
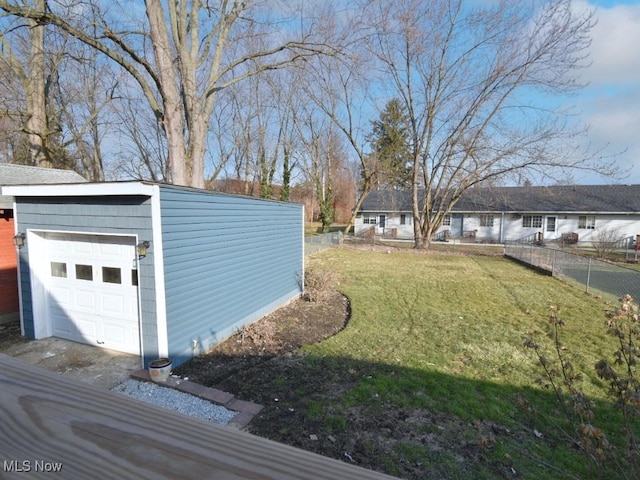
0,0,618,246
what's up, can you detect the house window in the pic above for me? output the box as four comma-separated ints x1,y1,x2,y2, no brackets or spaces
363,214,376,225
442,215,451,226
479,214,494,227
522,215,543,228
578,215,596,229
400,214,411,225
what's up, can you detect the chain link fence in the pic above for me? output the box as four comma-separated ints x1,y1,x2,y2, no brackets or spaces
305,231,343,255
505,242,640,302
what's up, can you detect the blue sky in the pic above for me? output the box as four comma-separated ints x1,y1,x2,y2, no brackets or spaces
571,0,640,184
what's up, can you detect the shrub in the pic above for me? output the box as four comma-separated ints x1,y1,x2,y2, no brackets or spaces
524,297,640,478
303,268,337,303
593,228,626,260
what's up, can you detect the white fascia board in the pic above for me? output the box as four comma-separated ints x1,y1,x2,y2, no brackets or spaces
2,182,156,198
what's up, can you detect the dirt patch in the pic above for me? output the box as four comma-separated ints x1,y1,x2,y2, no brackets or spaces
0,318,28,351
0,319,140,389
174,286,350,387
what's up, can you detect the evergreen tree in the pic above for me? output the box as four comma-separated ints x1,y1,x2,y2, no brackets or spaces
259,148,275,199
367,98,412,189
280,146,291,202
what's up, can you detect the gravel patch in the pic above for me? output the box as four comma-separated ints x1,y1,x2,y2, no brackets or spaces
112,379,237,426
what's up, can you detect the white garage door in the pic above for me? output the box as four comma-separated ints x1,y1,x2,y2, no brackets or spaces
43,233,140,355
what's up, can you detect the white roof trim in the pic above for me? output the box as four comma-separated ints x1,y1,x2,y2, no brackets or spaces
2,182,155,197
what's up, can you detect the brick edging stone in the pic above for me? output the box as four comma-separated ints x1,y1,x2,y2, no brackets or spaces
130,369,263,430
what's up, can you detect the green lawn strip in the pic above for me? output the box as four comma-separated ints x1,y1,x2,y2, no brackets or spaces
304,248,631,478
305,222,348,236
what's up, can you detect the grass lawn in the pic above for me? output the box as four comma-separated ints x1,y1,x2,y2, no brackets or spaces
305,222,349,236
299,247,634,479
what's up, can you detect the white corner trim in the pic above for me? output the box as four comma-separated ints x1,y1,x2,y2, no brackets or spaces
3,182,155,197
150,185,169,358
25,231,51,339
13,200,25,336
301,204,305,294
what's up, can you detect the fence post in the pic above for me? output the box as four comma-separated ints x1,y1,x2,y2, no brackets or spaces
530,243,534,265
586,257,592,293
551,250,556,276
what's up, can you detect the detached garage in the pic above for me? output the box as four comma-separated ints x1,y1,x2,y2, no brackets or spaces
2,182,304,367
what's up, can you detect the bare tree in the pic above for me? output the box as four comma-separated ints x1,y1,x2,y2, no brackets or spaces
111,97,169,182
0,0,336,187
0,1,120,178
49,5,127,182
593,227,627,260
0,31,29,164
300,36,380,235
0,0,52,167
24,0,49,166
364,0,616,248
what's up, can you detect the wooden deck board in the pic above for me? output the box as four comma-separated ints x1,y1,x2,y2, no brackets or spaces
0,354,397,479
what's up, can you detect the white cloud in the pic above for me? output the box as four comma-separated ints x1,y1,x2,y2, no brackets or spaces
570,1,640,184
578,0,640,85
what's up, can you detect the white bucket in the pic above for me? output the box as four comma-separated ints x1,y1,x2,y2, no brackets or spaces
148,358,172,383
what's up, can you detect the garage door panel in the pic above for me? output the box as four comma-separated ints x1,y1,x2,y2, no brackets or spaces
102,318,139,354
99,242,124,256
47,237,72,255
50,284,72,306
103,323,125,343
75,315,99,340
43,233,140,355
101,293,125,315
72,241,93,256
75,289,96,310
50,305,78,336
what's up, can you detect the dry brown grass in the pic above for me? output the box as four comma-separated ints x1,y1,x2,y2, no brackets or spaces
237,320,279,351
302,268,338,303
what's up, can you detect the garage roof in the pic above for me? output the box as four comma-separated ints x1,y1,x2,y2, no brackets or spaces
0,164,87,208
360,184,640,214
2,181,155,198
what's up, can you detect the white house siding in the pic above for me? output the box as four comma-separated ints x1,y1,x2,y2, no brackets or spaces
500,214,640,244
453,214,502,242
355,214,414,239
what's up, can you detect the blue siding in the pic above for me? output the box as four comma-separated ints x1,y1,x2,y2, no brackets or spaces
159,186,303,366
14,196,158,363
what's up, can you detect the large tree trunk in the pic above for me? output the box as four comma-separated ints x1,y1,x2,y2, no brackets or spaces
343,177,372,236
411,149,424,249
188,112,209,189
25,0,49,168
146,0,188,186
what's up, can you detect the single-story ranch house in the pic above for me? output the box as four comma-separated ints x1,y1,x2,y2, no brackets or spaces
1,181,303,368
355,185,640,245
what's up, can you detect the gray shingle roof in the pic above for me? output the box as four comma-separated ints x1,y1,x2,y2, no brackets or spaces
0,163,86,185
360,185,640,214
